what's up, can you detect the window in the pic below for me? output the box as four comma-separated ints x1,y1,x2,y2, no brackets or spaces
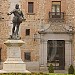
26,29,30,36
0,48,1,62
47,40,65,70
52,1,61,12
24,52,31,61
52,1,61,18
28,2,34,13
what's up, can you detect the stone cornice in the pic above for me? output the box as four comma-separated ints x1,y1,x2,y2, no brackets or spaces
38,31,75,34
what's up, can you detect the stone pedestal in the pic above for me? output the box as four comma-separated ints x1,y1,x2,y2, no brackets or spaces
3,40,30,73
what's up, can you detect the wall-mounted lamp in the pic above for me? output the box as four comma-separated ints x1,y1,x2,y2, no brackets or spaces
0,17,4,20
67,26,74,42
0,12,4,20
68,26,74,32
34,33,37,41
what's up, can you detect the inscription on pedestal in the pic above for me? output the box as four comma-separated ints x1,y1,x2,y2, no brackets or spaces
7,47,21,58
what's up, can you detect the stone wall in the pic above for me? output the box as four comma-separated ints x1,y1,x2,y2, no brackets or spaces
0,0,9,62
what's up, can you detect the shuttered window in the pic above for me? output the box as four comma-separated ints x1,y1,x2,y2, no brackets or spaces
28,2,34,13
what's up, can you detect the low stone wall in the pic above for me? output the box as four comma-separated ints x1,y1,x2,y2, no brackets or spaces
0,62,3,70
25,61,39,71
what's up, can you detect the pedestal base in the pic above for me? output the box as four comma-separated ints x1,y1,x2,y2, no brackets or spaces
3,62,27,72
2,40,30,73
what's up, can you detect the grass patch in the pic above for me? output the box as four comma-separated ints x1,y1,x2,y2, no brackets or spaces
48,73,74,75
0,73,74,75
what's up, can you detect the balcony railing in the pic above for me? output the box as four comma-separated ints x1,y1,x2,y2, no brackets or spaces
49,12,64,19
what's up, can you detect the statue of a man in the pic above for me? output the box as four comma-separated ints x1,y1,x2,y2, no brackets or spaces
7,4,25,39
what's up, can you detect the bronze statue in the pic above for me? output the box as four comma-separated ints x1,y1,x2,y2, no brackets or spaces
7,4,25,39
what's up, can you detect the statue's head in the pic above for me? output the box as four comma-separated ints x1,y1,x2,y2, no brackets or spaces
15,4,19,9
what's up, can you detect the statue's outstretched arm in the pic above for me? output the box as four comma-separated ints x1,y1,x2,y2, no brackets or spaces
7,12,13,15
7,10,14,15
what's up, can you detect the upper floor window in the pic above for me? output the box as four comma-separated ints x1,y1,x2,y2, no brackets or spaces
28,2,34,13
49,1,64,19
52,1,61,18
52,1,61,13
26,29,30,36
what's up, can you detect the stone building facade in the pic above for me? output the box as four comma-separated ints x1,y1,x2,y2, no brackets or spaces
20,0,75,72
0,0,75,73
0,0,9,64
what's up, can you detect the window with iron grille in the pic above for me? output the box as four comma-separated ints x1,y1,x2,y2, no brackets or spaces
28,2,34,13
26,29,30,36
24,52,31,61
52,1,61,18
47,40,65,70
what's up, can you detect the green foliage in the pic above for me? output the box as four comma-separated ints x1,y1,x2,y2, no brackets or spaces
0,73,75,75
39,72,44,75
68,65,74,74
16,73,23,75
31,72,37,75
48,64,54,73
